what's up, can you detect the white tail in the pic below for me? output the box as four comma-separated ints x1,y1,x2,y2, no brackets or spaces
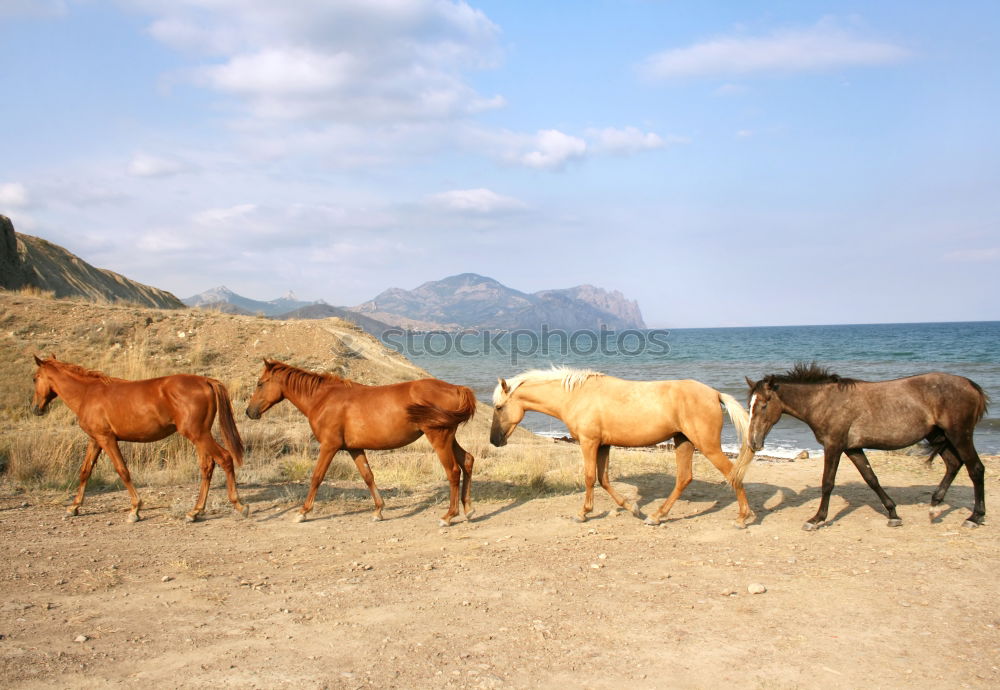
719,393,754,488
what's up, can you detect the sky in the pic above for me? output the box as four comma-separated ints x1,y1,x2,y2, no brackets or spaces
1,1,998,328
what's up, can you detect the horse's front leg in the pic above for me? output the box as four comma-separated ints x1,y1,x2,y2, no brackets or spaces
186,453,215,522
67,439,102,517
576,439,600,522
845,449,901,527
804,446,843,531
297,443,339,523
97,436,143,523
596,444,642,518
348,449,385,521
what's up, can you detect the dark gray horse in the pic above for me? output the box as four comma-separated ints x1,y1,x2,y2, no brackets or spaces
746,363,988,530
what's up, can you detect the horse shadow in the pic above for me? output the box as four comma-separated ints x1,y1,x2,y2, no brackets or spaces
611,467,980,527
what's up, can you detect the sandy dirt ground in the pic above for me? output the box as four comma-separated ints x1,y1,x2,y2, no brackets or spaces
2,453,999,689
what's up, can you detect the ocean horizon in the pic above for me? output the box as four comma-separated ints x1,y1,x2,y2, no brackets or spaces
383,320,1000,456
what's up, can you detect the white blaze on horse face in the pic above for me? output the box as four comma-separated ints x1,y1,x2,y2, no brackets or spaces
748,393,757,426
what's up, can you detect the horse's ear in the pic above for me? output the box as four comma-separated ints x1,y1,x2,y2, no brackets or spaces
263,358,276,370
49,353,57,361
744,376,755,389
498,378,510,394
34,354,44,366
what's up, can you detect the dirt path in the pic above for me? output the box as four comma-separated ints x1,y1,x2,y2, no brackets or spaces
2,455,998,689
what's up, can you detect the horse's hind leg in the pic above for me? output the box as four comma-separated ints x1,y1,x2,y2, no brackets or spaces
426,429,461,527
645,435,694,526
845,449,901,527
702,445,755,528
929,444,962,521
349,449,385,521
187,452,215,522
67,439,102,517
186,436,248,521
453,439,476,520
946,434,986,527
596,444,642,519
97,436,142,523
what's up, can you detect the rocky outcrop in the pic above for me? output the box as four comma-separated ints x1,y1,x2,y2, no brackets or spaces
0,215,184,309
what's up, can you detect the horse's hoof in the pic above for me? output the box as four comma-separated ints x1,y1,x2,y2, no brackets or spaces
629,503,643,519
185,513,198,523
239,505,250,518
643,516,660,527
438,519,450,528
66,507,79,517
128,513,141,523
574,515,588,524
962,519,980,529
802,521,820,531
887,518,903,528
372,514,383,522
293,513,307,523
464,508,476,521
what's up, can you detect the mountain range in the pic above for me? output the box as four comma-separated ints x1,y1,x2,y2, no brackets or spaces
0,215,183,309
185,273,645,333
351,273,645,330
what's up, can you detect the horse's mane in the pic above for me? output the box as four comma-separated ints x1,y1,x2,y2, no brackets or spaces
47,359,122,384
269,361,353,397
493,366,603,405
762,362,858,388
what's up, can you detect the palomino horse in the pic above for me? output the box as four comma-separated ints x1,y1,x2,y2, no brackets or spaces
747,362,989,530
490,367,756,526
245,359,476,525
31,355,248,523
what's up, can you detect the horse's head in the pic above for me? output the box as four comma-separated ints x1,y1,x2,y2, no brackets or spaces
246,359,285,419
490,378,526,447
745,376,783,452
31,354,59,415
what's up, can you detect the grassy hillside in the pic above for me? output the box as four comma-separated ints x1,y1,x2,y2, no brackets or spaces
0,290,561,509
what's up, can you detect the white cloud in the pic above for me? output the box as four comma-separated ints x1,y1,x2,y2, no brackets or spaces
137,0,503,124
586,126,673,155
428,188,526,214
127,152,191,177
640,19,909,80
0,182,30,207
944,247,1000,263
520,130,587,170
192,203,258,227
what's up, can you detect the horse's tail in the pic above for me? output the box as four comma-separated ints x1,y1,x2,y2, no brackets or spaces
407,385,477,430
210,379,245,467
968,377,990,424
719,392,754,489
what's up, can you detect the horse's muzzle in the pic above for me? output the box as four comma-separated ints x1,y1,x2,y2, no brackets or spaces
245,406,260,420
31,404,47,416
489,431,507,448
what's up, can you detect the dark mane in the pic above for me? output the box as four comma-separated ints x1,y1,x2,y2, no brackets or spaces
270,362,353,397
763,362,859,388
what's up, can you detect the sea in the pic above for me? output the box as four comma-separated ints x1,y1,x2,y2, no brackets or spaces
381,321,1000,456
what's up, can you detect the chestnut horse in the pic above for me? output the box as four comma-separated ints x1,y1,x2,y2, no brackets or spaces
245,359,476,525
747,362,989,530
31,355,248,523
490,367,756,526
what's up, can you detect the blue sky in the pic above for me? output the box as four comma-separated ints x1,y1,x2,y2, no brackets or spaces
1,1,998,327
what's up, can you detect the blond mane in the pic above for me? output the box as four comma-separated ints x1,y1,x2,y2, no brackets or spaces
492,366,604,405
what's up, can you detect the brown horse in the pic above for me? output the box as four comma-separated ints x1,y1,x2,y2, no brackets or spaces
245,359,477,525
31,355,248,523
747,362,989,530
490,367,756,526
